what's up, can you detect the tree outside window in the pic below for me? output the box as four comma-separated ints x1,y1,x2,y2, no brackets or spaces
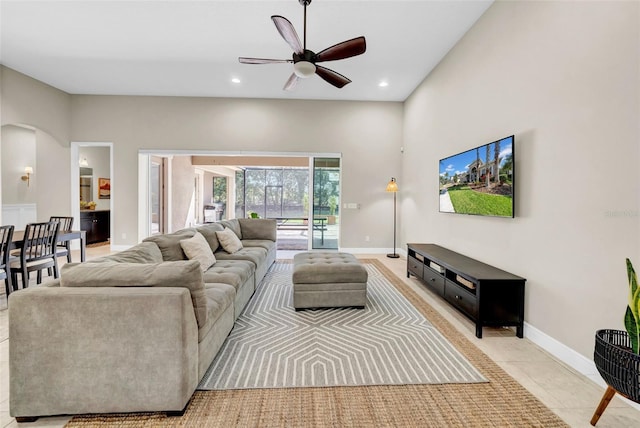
212,176,227,218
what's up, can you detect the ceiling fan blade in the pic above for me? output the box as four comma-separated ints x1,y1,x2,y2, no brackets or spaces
283,73,300,91
271,15,303,54
315,36,366,63
238,57,292,64
315,65,352,89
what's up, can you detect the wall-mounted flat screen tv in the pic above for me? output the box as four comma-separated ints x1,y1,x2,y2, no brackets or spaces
439,135,514,218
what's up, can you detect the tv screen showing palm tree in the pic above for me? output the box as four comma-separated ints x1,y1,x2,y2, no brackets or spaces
439,135,514,218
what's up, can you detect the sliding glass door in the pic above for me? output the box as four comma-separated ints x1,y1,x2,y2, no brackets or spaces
312,158,340,249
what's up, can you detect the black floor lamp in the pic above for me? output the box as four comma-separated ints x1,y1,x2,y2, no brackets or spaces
386,177,399,258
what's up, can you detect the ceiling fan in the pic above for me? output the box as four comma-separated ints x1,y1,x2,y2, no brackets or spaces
238,0,366,91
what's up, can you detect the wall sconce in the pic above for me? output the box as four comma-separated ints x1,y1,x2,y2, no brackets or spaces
79,157,89,167
21,166,33,187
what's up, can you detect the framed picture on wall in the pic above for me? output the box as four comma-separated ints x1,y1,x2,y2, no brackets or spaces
98,178,111,199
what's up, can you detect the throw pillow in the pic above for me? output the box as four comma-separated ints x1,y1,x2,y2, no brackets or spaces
216,227,243,254
143,228,196,261
196,223,224,252
219,219,242,239
180,232,216,271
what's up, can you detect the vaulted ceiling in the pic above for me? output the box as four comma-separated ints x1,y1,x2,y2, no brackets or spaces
0,1,492,102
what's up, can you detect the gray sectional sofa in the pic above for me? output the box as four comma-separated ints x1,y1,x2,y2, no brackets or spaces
8,218,276,421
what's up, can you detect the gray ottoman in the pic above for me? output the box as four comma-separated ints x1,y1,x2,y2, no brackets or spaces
292,252,368,310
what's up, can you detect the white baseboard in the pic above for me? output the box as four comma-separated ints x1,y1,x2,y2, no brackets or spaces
339,247,389,254
109,244,131,252
525,322,640,411
338,248,407,258
524,322,599,376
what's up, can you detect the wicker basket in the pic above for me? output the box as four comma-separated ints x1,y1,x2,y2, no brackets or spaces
593,329,640,403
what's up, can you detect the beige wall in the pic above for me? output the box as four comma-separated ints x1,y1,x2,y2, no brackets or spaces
402,0,639,358
1,125,36,204
0,68,404,249
1,125,71,220
0,66,72,224
0,66,71,144
34,128,72,219
70,96,404,247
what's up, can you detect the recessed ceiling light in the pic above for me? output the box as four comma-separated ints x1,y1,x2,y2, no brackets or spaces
231,77,241,84
378,81,389,88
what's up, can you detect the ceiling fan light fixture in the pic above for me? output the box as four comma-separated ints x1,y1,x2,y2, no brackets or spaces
238,1,365,90
294,61,316,78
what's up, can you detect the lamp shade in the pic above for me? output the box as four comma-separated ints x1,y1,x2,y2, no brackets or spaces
24,166,33,174
386,177,398,192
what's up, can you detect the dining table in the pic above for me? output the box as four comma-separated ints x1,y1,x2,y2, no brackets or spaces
10,229,87,263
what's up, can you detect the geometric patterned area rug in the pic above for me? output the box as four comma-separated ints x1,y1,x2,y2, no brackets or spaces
66,259,569,427
198,262,486,389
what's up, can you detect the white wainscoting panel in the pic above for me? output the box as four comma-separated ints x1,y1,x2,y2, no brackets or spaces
2,204,37,230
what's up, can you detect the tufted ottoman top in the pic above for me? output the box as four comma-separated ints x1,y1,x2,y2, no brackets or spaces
292,252,368,284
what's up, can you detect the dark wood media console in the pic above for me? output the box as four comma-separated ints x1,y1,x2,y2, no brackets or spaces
407,243,526,338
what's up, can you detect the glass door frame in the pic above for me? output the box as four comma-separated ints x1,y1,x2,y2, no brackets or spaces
309,157,341,250
137,150,342,247
150,156,166,235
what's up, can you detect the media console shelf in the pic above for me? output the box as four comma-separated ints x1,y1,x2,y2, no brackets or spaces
407,243,525,338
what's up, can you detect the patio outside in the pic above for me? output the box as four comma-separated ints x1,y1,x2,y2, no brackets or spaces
227,166,340,250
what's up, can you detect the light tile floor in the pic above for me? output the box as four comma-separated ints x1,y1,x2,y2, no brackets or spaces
1,249,639,427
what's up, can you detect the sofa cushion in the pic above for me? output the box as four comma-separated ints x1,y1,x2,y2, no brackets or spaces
143,229,195,261
219,219,242,239
199,283,235,342
216,228,243,254
241,239,276,253
238,218,277,241
202,259,255,291
214,246,267,268
60,260,208,328
180,232,216,272
88,242,163,264
195,223,224,253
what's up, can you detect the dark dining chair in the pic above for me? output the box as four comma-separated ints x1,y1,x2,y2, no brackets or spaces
50,216,74,263
0,225,14,298
10,221,60,289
